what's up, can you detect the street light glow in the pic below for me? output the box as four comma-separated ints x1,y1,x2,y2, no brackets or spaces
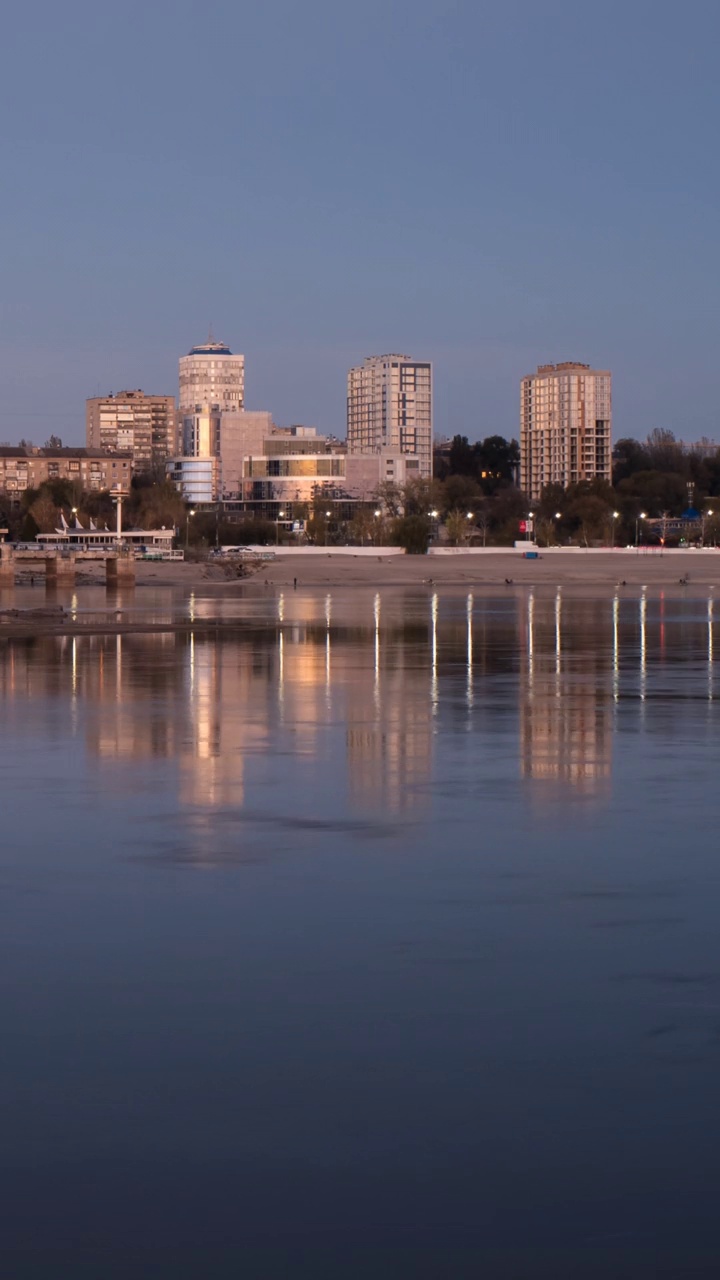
466,512,474,520
554,511,562,519
374,509,381,517
613,510,619,518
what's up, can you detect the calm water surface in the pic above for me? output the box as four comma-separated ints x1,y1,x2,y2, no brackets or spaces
2,586,720,1277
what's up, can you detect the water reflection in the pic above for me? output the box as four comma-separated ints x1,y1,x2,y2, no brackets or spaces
519,592,613,795
0,589,717,822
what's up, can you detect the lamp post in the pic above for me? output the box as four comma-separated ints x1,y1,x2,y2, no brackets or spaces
111,486,124,546
527,511,534,544
325,510,331,547
635,511,646,548
702,508,714,546
276,509,285,546
185,508,195,550
611,510,619,548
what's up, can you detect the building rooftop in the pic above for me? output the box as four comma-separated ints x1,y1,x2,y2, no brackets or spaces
0,447,133,459
187,340,233,356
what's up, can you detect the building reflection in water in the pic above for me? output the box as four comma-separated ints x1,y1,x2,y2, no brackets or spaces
345,599,434,815
519,589,614,796
0,589,716,821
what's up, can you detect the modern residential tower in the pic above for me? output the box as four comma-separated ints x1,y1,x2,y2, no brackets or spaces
520,363,612,501
347,354,433,479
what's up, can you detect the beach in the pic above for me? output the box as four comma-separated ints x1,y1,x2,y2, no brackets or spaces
4,548,720,595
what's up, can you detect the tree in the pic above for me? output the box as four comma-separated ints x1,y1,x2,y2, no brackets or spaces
28,493,59,533
645,429,685,475
488,486,528,544
401,477,439,517
613,437,650,484
448,435,476,477
476,435,519,491
373,480,404,517
445,510,470,546
348,508,376,546
440,474,482,516
128,480,185,531
392,514,431,555
474,505,491,547
537,483,566,520
616,470,686,517
44,434,63,449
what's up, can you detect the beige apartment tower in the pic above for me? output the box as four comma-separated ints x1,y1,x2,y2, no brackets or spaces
179,337,245,414
347,354,433,479
86,390,177,471
520,363,612,501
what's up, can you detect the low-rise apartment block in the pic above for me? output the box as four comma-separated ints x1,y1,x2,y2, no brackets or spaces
0,448,133,501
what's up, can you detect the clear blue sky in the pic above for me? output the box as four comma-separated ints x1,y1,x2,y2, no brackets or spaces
2,0,719,446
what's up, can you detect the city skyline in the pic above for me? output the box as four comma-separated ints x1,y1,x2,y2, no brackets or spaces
2,4,720,448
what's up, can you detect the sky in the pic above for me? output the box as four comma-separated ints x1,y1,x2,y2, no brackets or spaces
1,0,719,446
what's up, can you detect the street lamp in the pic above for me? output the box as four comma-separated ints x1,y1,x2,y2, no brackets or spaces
635,511,646,548
185,508,195,550
611,510,619,548
527,511,535,544
325,509,331,547
276,509,285,545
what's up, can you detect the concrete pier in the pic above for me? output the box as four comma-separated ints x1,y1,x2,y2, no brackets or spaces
0,545,14,587
45,554,77,586
106,555,136,587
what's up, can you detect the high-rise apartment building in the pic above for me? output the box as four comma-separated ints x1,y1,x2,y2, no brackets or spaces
347,354,433,479
86,390,177,471
179,337,245,414
520,363,612,500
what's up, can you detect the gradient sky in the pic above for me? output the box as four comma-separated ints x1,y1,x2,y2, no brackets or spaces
2,0,719,446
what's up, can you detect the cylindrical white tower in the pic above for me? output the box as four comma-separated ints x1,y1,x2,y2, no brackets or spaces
179,337,245,415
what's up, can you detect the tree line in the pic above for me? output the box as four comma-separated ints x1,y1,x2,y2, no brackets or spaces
2,428,719,552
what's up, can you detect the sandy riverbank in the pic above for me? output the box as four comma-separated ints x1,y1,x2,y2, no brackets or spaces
128,549,720,590
0,547,716,607
5,549,720,591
